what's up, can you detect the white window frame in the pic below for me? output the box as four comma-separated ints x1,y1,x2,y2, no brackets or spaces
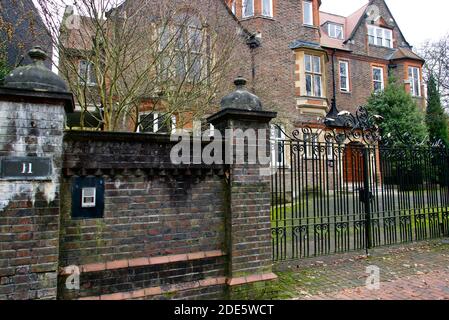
152,113,159,132
138,112,176,133
367,25,393,48
304,133,319,160
231,0,236,14
242,0,254,18
271,125,285,167
328,23,344,39
81,187,96,208
326,142,334,161
305,54,323,97
408,67,421,97
209,123,215,137
303,1,314,26
171,115,177,134
262,0,273,17
372,67,385,93
78,60,96,86
339,61,350,92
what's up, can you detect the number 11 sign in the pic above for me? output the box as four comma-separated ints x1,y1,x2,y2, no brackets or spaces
0,157,52,180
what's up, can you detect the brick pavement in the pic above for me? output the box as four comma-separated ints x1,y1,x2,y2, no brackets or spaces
275,240,449,300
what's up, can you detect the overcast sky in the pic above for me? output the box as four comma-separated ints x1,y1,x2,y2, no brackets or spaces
320,0,449,48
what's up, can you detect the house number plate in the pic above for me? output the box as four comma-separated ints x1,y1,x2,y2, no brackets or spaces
0,157,52,180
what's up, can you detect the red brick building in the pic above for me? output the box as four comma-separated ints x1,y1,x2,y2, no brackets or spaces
61,0,425,132
225,0,425,129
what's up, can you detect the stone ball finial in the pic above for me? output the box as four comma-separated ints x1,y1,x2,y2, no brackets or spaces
234,76,247,88
3,46,68,93
28,46,48,63
220,77,263,111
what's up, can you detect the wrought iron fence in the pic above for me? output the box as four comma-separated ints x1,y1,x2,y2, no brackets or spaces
271,107,449,261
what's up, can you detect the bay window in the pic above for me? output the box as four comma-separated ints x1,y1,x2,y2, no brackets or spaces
408,67,421,97
305,54,322,97
372,67,385,93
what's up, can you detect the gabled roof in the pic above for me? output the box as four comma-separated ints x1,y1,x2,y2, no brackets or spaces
289,40,322,51
320,0,413,51
344,0,411,47
345,3,370,43
388,47,425,62
319,3,369,51
0,0,53,68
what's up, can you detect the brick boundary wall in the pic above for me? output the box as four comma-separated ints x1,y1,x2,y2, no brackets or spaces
0,64,278,300
59,131,229,299
56,108,277,300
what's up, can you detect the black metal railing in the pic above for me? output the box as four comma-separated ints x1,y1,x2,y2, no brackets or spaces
271,108,449,261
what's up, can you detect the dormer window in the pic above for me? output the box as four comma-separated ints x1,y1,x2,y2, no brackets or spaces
367,25,393,48
242,0,254,18
328,23,344,39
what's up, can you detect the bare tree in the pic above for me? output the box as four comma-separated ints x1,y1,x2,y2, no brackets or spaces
35,0,250,132
419,34,449,110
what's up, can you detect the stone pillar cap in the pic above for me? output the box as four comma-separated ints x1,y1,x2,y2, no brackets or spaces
3,46,69,93
220,77,263,111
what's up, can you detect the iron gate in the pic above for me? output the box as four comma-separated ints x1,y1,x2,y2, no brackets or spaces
271,107,449,261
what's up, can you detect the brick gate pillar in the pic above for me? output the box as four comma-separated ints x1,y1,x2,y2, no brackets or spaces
0,47,74,299
208,77,278,299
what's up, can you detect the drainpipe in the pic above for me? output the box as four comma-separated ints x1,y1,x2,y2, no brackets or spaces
246,34,261,92
331,48,337,106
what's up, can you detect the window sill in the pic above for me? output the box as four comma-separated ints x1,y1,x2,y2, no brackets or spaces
241,15,275,21
302,95,327,100
368,43,394,50
340,90,352,94
303,24,319,30
79,83,98,87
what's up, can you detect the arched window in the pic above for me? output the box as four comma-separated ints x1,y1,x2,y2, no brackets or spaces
157,13,206,83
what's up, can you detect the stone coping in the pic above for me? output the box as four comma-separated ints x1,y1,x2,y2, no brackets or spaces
0,86,74,113
60,250,226,275
226,273,278,286
207,108,277,125
78,277,227,300
77,273,278,300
